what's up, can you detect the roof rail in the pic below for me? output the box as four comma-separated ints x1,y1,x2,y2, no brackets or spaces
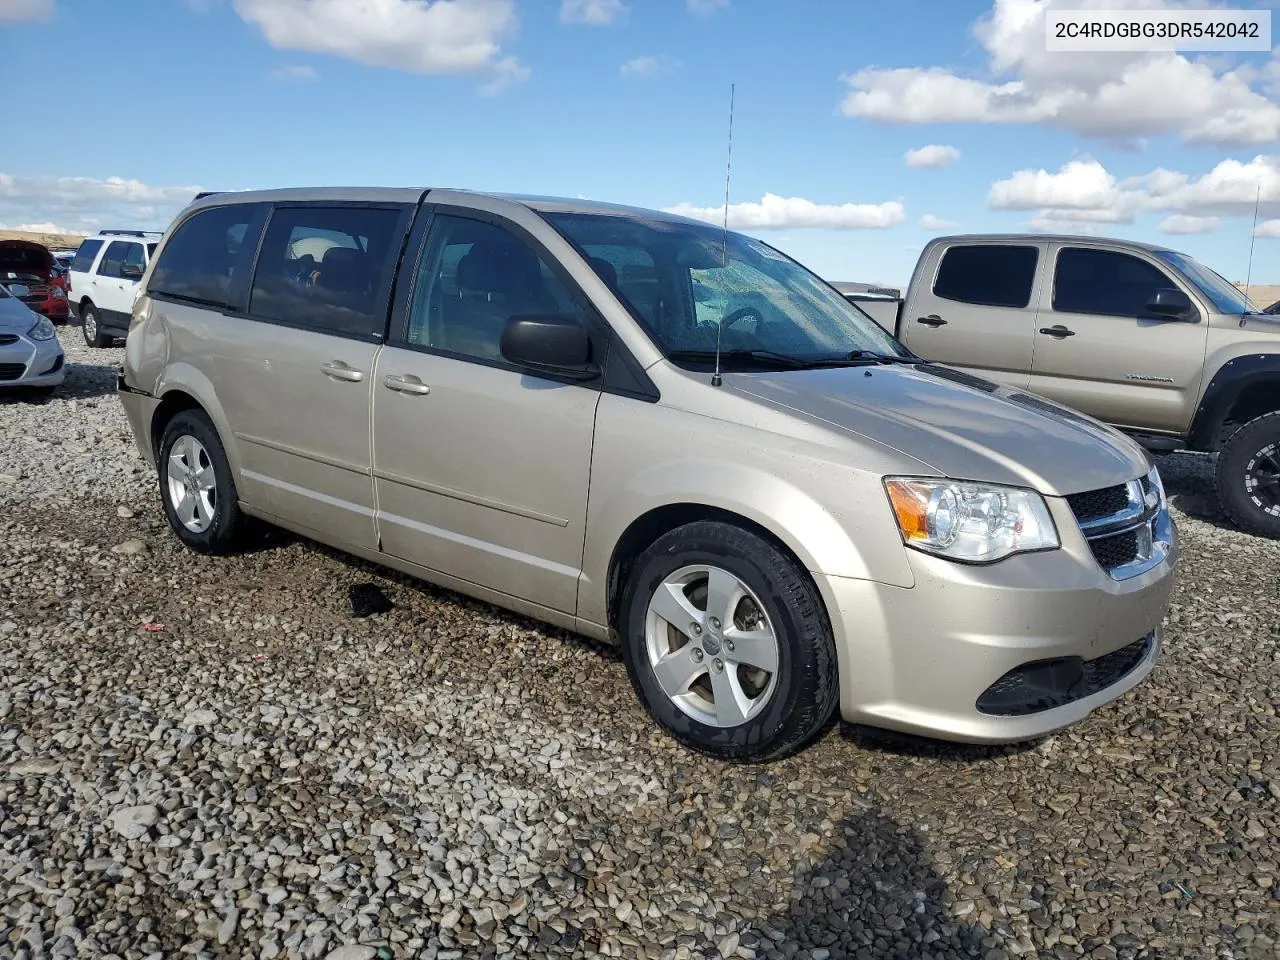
98,229,164,238
193,191,222,201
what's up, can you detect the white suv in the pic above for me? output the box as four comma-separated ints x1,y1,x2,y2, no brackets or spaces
69,230,162,347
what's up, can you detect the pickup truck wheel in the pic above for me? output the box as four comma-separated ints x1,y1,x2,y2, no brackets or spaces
1216,412,1280,539
619,521,838,762
81,302,108,348
157,409,244,554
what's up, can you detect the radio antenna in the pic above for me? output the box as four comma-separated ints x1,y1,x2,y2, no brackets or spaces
1244,185,1261,307
711,81,735,389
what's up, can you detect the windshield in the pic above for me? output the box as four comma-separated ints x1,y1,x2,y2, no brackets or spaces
1155,250,1258,314
542,212,906,366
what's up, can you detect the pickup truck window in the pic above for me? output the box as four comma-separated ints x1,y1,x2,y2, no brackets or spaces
1053,248,1170,318
933,245,1038,309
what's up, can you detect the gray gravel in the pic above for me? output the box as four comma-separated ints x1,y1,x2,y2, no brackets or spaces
1,327,1277,960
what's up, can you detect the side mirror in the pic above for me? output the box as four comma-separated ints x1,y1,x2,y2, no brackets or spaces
1146,287,1196,321
500,315,598,380
120,263,144,280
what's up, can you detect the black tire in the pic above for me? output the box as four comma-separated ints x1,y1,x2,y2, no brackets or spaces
81,302,108,348
157,409,244,553
1216,412,1280,539
619,521,838,762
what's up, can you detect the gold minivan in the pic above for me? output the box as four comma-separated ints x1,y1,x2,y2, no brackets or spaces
118,188,1177,760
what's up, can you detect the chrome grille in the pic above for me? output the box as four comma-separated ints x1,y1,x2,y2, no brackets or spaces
1068,473,1171,580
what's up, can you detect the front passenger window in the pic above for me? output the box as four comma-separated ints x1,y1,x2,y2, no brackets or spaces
406,215,580,363
1053,248,1173,318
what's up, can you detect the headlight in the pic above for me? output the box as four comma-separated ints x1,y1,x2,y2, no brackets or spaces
26,316,56,341
884,477,1059,563
52,287,66,298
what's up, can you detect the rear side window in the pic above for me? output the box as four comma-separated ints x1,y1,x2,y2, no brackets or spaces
933,245,1039,308
70,239,103,273
1053,247,1174,318
149,204,262,309
97,240,134,279
249,205,405,338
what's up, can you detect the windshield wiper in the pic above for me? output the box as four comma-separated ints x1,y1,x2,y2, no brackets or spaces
665,349,809,369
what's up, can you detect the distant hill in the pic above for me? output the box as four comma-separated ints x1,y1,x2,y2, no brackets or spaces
0,228,87,252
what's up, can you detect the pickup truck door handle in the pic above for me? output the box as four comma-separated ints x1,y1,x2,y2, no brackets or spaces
1039,325,1076,339
320,361,365,382
383,374,431,396
916,315,947,327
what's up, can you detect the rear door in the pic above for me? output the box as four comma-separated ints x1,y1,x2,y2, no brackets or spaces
371,207,602,613
1028,244,1210,433
68,238,104,310
899,241,1043,388
91,240,142,329
225,202,415,548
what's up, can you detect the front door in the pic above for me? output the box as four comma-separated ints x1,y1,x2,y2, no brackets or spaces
93,240,145,330
1028,244,1210,434
372,211,601,613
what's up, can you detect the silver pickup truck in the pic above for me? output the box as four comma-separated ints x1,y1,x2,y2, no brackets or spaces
843,235,1280,539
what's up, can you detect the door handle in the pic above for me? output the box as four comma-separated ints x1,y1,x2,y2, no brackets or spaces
1039,325,1076,339
916,314,947,327
320,361,365,382
383,374,431,396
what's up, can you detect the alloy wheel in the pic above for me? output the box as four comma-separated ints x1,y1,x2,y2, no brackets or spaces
166,435,217,533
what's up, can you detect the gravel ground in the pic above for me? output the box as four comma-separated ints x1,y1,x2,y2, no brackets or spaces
1,328,1277,960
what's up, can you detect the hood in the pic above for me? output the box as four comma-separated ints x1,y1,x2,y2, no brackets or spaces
0,293,37,331
725,362,1150,496
0,240,54,281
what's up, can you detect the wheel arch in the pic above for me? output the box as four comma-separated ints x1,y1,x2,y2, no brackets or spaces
1188,354,1280,451
149,363,242,477
604,503,821,633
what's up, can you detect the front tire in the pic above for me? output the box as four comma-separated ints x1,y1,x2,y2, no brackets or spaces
619,521,838,762
157,409,244,553
81,302,108,348
1216,412,1280,539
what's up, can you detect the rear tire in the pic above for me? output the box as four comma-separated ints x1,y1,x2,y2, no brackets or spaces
81,302,108,348
618,521,838,762
1216,412,1280,539
157,409,244,554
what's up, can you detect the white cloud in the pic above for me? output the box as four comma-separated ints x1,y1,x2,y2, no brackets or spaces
919,214,959,230
620,55,676,77
687,0,729,15
840,0,1280,146
232,0,527,91
904,144,961,169
1158,214,1220,235
0,221,75,236
1255,219,1280,238
269,64,319,82
989,154,1280,233
1026,214,1104,235
0,0,51,20
988,159,1125,211
665,194,906,231
0,172,200,234
560,0,626,25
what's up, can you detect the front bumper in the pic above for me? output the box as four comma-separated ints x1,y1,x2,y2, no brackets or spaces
817,496,1178,743
0,332,66,387
29,296,70,321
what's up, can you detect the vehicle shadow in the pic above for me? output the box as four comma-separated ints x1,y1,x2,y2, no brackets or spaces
751,808,989,958
0,360,120,403
1152,451,1235,530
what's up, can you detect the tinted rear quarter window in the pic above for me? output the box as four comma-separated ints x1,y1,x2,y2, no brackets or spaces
70,239,103,273
933,244,1039,308
249,205,406,339
149,204,262,308
1053,247,1173,318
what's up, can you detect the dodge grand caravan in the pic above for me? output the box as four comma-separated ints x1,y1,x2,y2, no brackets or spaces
117,188,1178,761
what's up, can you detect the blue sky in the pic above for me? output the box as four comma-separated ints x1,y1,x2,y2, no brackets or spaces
1,0,1278,287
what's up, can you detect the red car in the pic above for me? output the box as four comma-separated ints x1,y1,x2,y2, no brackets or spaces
0,239,70,323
